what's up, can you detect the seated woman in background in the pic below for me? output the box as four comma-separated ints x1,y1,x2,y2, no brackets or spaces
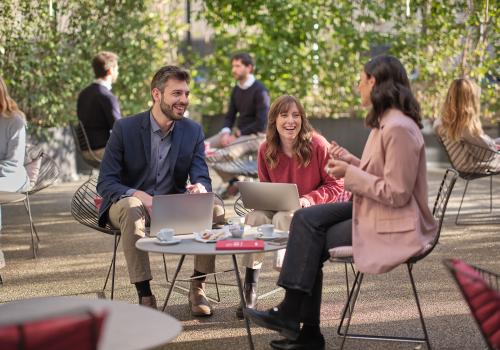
434,78,500,173
0,76,28,270
245,55,437,350
0,76,29,207
237,94,347,319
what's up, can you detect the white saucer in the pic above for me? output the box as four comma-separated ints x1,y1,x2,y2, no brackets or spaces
154,237,181,246
257,232,285,241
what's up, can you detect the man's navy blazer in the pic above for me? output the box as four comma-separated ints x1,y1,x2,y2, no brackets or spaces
96,110,211,227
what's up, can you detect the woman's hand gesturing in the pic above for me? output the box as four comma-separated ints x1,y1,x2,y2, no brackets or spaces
325,158,348,179
328,141,354,164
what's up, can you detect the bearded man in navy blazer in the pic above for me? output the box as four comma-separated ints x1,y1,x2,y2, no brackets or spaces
97,66,224,316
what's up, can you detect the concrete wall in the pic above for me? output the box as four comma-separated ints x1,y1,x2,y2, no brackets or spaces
27,126,80,183
29,117,498,183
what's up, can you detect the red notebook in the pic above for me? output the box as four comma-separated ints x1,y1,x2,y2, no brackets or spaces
216,240,265,250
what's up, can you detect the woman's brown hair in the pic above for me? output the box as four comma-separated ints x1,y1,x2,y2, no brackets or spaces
440,78,482,141
0,76,25,120
265,95,313,168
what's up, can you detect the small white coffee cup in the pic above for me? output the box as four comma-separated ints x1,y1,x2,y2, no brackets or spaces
157,228,175,242
257,224,274,237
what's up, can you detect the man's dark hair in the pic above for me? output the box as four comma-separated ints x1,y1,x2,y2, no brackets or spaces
92,51,118,78
364,55,423,129
231,52,254,67
150,65,190,95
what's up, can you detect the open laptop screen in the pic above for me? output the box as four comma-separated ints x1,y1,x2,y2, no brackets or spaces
150,192,214,235
238,182,300,212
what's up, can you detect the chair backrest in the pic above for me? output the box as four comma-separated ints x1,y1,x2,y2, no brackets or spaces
70,121,101,169
71,176,119,235
234,195,253,217
414,168,458,261
206,136,264,178
443,259,500,350
24,153,60,195
212,159,258,178
436,135,500,179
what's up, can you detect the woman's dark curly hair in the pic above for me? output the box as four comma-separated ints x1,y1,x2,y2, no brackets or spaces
364,55,423,129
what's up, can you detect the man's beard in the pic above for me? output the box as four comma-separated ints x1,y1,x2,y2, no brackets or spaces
160,95,186,121
233,72,247,81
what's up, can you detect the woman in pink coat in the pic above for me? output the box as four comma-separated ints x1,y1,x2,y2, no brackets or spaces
245,55,437,350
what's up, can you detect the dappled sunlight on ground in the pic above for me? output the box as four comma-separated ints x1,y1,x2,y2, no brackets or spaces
0,166,498,349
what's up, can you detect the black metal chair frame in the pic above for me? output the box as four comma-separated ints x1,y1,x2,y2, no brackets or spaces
71,176,122,299
71,177,227,302
70,120,101,175
22,152,61,258
443,259,499,350
234,195,251,218
437,136,500,225
333,168,458,350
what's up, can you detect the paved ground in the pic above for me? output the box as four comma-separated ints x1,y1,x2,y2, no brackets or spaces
0,166,499,350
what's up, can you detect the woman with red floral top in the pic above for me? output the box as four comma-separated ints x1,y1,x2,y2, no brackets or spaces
236,95,348,319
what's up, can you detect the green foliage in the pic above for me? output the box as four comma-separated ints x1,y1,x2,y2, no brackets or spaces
0,0,185,129
191,0,499,120
0,0,497,129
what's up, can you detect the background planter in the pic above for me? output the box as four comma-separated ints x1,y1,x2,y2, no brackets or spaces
27,118,498,183
27,126,79,183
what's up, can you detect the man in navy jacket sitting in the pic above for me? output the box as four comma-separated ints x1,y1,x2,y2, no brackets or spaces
97,65,224,317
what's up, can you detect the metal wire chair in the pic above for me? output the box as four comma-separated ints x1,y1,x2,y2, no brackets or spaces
70,176,122,299
70,120,101,172
234,195,253,217
206,136,264,179
443,259,499,350
22,152,61,258
330,168,458,350
71,177,226,301
437,135,500,224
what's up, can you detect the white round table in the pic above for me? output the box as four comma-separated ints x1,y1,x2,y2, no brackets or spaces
0,296,182,350
136,233,288,350
0,191,26,204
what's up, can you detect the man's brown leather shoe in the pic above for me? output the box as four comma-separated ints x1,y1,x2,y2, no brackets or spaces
189,280,213,317
139,295,157,309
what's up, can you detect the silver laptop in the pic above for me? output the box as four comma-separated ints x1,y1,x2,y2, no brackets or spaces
238,182,301,212
150,192,214,236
